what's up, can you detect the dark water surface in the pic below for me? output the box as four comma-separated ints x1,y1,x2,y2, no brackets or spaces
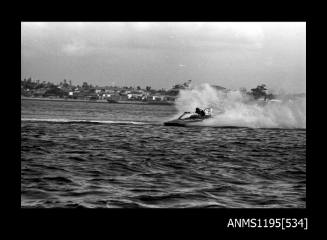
21,99,306,208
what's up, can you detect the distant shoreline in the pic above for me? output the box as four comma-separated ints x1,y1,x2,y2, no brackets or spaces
21,97,175,105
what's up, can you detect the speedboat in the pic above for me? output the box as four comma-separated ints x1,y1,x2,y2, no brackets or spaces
164,108,213,127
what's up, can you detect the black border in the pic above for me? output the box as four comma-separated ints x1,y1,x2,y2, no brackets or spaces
15,14,314,234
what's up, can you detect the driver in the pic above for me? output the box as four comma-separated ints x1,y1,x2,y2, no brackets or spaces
195,107,206,117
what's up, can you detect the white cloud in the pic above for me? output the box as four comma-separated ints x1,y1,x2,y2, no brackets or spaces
132,22,154,31
22,22,48,29
61,40,93,56
22,22,267,55
132,22,265,50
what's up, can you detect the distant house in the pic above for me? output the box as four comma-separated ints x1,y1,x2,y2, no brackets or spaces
127,93,143,100
151,95,165,101
105,89,116,94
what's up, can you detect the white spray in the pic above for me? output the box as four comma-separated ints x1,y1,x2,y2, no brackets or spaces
174,84,306,129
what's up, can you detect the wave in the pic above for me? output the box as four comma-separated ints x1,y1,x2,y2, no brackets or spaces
21,118,150,125
174,84,306,129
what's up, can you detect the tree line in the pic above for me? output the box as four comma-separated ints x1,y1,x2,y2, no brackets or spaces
243,84,275,100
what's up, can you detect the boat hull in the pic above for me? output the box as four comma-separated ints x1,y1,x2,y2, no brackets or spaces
163,118,207,127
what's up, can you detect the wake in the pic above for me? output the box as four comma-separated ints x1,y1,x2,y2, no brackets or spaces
21,118,151,125
175,84,306,129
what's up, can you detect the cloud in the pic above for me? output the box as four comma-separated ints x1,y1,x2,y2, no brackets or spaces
22,22,265,56
21,22,305,93
61,40,93,56
22,22,48,30
131,22,154,31
122,22,265,51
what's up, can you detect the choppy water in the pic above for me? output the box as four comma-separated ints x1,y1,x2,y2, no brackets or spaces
21,99,306,208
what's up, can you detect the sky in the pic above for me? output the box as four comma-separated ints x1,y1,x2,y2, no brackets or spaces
21,22,306,93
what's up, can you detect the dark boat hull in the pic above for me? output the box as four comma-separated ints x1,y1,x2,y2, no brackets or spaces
163,118,208,127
